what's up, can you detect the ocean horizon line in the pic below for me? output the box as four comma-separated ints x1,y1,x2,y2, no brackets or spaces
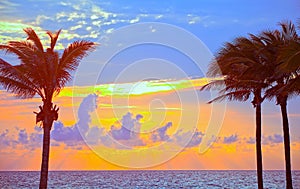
1,169,299,172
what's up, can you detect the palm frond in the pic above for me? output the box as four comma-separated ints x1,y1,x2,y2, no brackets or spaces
200,79,225,91
59,40,96,71
207,60,223,77
0,43,47,91
278,20,298,41
23,28,44,52
208,90,251,104
0,28,98,100
0,40,46,77
266,76,300,100
0,76,38,98
0,58,44,98
46,29,61,50
278,40,300,72
0,43,35,65
56,40,96,90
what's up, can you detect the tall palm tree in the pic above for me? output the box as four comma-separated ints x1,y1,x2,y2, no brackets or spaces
201,34,273,189
0,28,96,188
262,21,300,189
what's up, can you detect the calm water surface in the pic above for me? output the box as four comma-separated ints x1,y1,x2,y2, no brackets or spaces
0,170,299,188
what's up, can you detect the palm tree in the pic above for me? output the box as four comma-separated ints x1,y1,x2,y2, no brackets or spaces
0,28,96,188
262,21,300,189
201,34,273,189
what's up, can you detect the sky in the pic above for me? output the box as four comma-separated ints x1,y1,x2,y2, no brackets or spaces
0,0,300,171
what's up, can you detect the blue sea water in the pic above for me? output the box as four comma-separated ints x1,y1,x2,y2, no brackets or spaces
0,170,299,189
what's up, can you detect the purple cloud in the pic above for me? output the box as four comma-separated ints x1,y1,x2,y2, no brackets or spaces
109,112,143,141
174,129,204,147
51,94,98,147
150,122,172,142
263,134,283,145
223,134,238,144
86,126,104,145
18,129,28,144
246,137,256,144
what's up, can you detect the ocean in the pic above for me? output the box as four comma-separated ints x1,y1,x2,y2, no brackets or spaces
0,170,299,188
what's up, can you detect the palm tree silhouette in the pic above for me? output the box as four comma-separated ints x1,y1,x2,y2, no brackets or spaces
262,21,300,189
201,34,273,189
0,28,96,189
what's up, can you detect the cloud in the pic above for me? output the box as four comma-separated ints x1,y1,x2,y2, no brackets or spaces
51,94,98,146
35,15,52,25
109,112,141,140
150,122,172,142
91,5,112,19
244,134,284,145
0,129,16,148
246,137,256,144
243,134,285,145
0,0,19,14
28,127,43,149
18,129,28,144
5,91,274,151
187,14,201,25
51,122,82,145
129,17,140,24
0,126,43,151
223,134,239,144
70,25,83,31
155,15,163,20
86,126,104,145
174,129,204,147
186,14,213,27
263,134,283,145
0,21,43,43
0,93,99,151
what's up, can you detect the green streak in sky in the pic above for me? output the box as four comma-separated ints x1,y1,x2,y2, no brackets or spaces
59,78,209,97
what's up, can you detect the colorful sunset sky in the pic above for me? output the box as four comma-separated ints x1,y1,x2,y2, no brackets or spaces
0,0,299,171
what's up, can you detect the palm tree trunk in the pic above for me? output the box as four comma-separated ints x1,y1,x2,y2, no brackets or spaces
280,98,293,189
256,103,264,189
39,103,54,189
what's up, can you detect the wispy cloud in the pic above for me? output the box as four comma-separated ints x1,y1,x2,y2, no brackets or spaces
0,21,41,43
0,0,19,14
